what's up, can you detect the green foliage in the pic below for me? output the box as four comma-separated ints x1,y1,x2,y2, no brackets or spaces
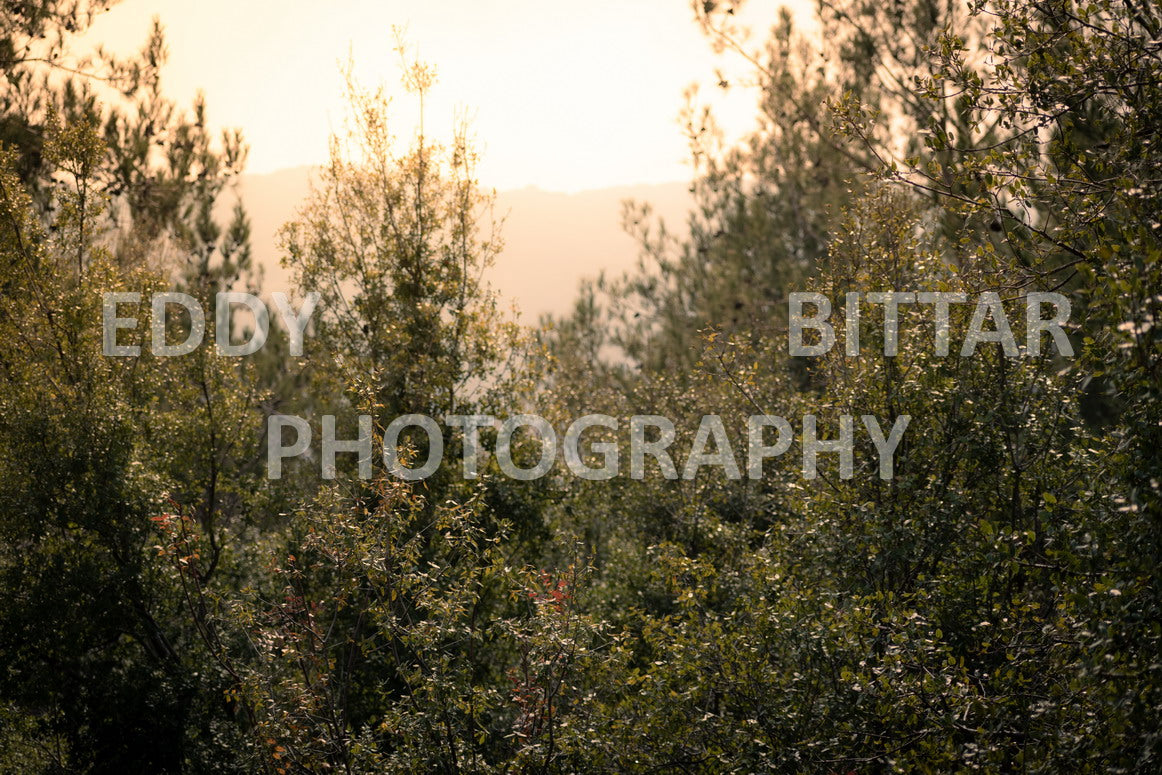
2,0,1161,772
535,0,1162,771
279,55,514,422
0,9,271,771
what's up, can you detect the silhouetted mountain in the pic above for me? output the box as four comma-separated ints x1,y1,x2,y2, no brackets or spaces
225,167,692,319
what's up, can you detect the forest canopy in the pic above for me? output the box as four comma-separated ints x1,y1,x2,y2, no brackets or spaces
1,0,1160,772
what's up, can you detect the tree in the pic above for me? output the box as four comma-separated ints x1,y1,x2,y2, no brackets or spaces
534,0,1162,770
279,45,512,423
0,8,264,771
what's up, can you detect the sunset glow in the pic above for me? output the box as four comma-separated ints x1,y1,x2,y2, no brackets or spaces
80,0,785,191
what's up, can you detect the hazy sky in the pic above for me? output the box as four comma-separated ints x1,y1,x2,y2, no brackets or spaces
78,0,790,192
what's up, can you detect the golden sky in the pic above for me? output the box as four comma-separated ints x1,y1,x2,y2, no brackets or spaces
79,0,792,192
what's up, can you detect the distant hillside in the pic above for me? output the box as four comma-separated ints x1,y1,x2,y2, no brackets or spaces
225,167,693,320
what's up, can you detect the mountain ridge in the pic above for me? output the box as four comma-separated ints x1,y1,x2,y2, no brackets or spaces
225,166,693,319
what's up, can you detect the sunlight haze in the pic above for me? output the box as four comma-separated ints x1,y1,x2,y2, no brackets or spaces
80,0,790,192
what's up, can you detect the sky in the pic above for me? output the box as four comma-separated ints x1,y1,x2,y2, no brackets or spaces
77,0,792,192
